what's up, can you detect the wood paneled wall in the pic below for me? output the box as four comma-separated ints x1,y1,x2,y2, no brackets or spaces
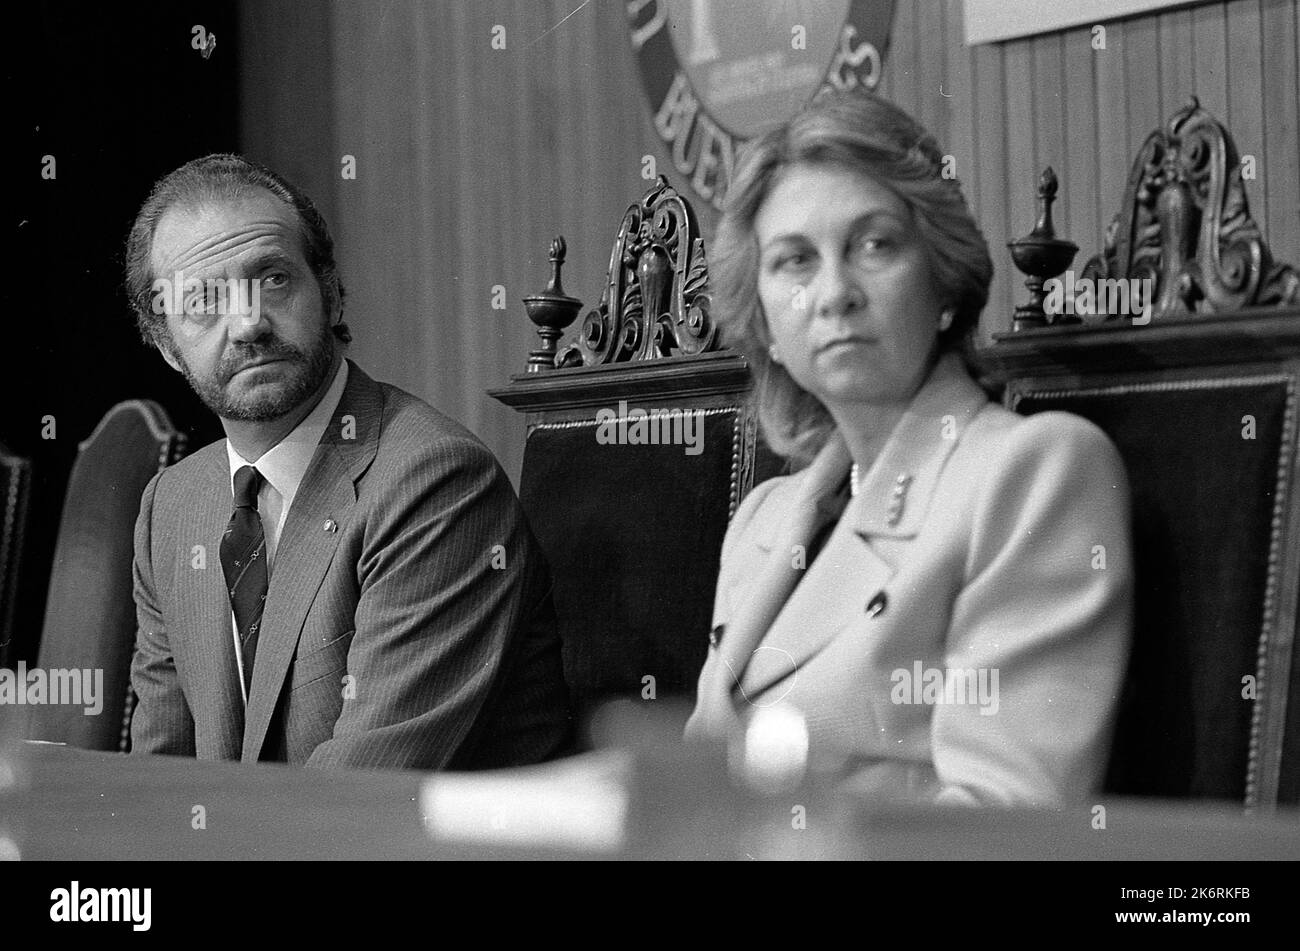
880,0,1299,347
239,0,1299,482
241,0,660,483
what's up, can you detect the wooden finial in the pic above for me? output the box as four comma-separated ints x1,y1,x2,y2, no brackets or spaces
521,236,583,373
1008,167,1078,331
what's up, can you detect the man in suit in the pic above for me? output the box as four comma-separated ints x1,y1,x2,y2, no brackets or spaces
124,154,571,770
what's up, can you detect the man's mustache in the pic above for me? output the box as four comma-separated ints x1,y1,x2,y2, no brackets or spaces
219,339,303,382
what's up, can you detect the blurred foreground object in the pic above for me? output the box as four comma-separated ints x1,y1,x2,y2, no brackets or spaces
0,708,29,860
4,731,1300,859
421,749,632,854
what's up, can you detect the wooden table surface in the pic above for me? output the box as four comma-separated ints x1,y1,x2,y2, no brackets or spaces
3,743,1299,860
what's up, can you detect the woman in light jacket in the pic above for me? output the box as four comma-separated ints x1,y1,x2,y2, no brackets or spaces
686,90,1133,808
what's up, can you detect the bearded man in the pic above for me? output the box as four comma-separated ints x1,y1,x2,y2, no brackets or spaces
124,154,571,770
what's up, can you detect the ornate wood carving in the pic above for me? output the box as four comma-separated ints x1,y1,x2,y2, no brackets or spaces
1079,96,1300,322
557,176,718,368
1007,168,1079,330
521,236,583,373
984,306,1300,379
490,349,752,413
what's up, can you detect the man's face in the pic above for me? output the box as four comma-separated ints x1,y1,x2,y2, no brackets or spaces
150,189,336,422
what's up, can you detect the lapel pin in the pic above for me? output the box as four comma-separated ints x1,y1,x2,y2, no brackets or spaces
708,624,725,648
323,518,338,533
865,591,887,618
886,474,913,527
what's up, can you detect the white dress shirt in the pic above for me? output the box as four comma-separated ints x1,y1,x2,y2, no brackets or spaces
224,359,350,702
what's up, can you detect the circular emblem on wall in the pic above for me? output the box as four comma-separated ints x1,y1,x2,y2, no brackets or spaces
626,0,895,211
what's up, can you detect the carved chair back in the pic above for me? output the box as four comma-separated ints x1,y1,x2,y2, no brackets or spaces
993,99,1300,806
493,179,782,736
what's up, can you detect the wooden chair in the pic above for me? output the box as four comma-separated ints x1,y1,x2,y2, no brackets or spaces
0,441,32,670
986,98,1300,807
491,178,781,734
25,401,186,752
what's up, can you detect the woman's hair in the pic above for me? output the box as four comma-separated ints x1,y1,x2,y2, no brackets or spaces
124,153,349,354
712,89,994,468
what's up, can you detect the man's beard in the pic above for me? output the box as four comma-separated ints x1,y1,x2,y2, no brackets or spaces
179,323,335,423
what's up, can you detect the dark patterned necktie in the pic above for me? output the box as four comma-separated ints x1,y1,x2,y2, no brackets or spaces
221,465,267,697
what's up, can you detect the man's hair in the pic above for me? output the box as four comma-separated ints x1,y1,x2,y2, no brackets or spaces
711,89,994,468
124,153,349,352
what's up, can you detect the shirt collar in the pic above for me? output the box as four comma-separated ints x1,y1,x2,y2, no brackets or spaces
225,359,350,508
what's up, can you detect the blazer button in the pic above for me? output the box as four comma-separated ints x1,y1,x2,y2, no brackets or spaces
323,518,338,533
865,591,887,618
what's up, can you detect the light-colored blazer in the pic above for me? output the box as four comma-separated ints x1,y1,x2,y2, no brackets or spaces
130,360,571,770
687,353,1133,807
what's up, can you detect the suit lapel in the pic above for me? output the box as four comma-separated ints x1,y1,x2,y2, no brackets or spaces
730,353,991,703
739,519,896,700
241,361,382,761
712,433,852,697
172,446,244,757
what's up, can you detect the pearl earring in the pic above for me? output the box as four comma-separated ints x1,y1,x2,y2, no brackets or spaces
768,342,782,364
938,307,955,332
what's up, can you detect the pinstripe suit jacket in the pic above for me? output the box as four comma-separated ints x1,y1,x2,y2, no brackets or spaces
130,359,572,770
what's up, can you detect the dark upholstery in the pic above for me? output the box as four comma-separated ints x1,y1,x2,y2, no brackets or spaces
26,401,183,752
520,411,745,718
0,442,32,670
1015,379,1289,802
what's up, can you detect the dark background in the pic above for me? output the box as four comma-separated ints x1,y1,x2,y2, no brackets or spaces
4,2,237,665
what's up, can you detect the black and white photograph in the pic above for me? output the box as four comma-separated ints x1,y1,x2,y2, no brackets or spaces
2,0,1298,916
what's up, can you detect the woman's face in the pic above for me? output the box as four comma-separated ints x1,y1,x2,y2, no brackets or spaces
754,162,947,412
